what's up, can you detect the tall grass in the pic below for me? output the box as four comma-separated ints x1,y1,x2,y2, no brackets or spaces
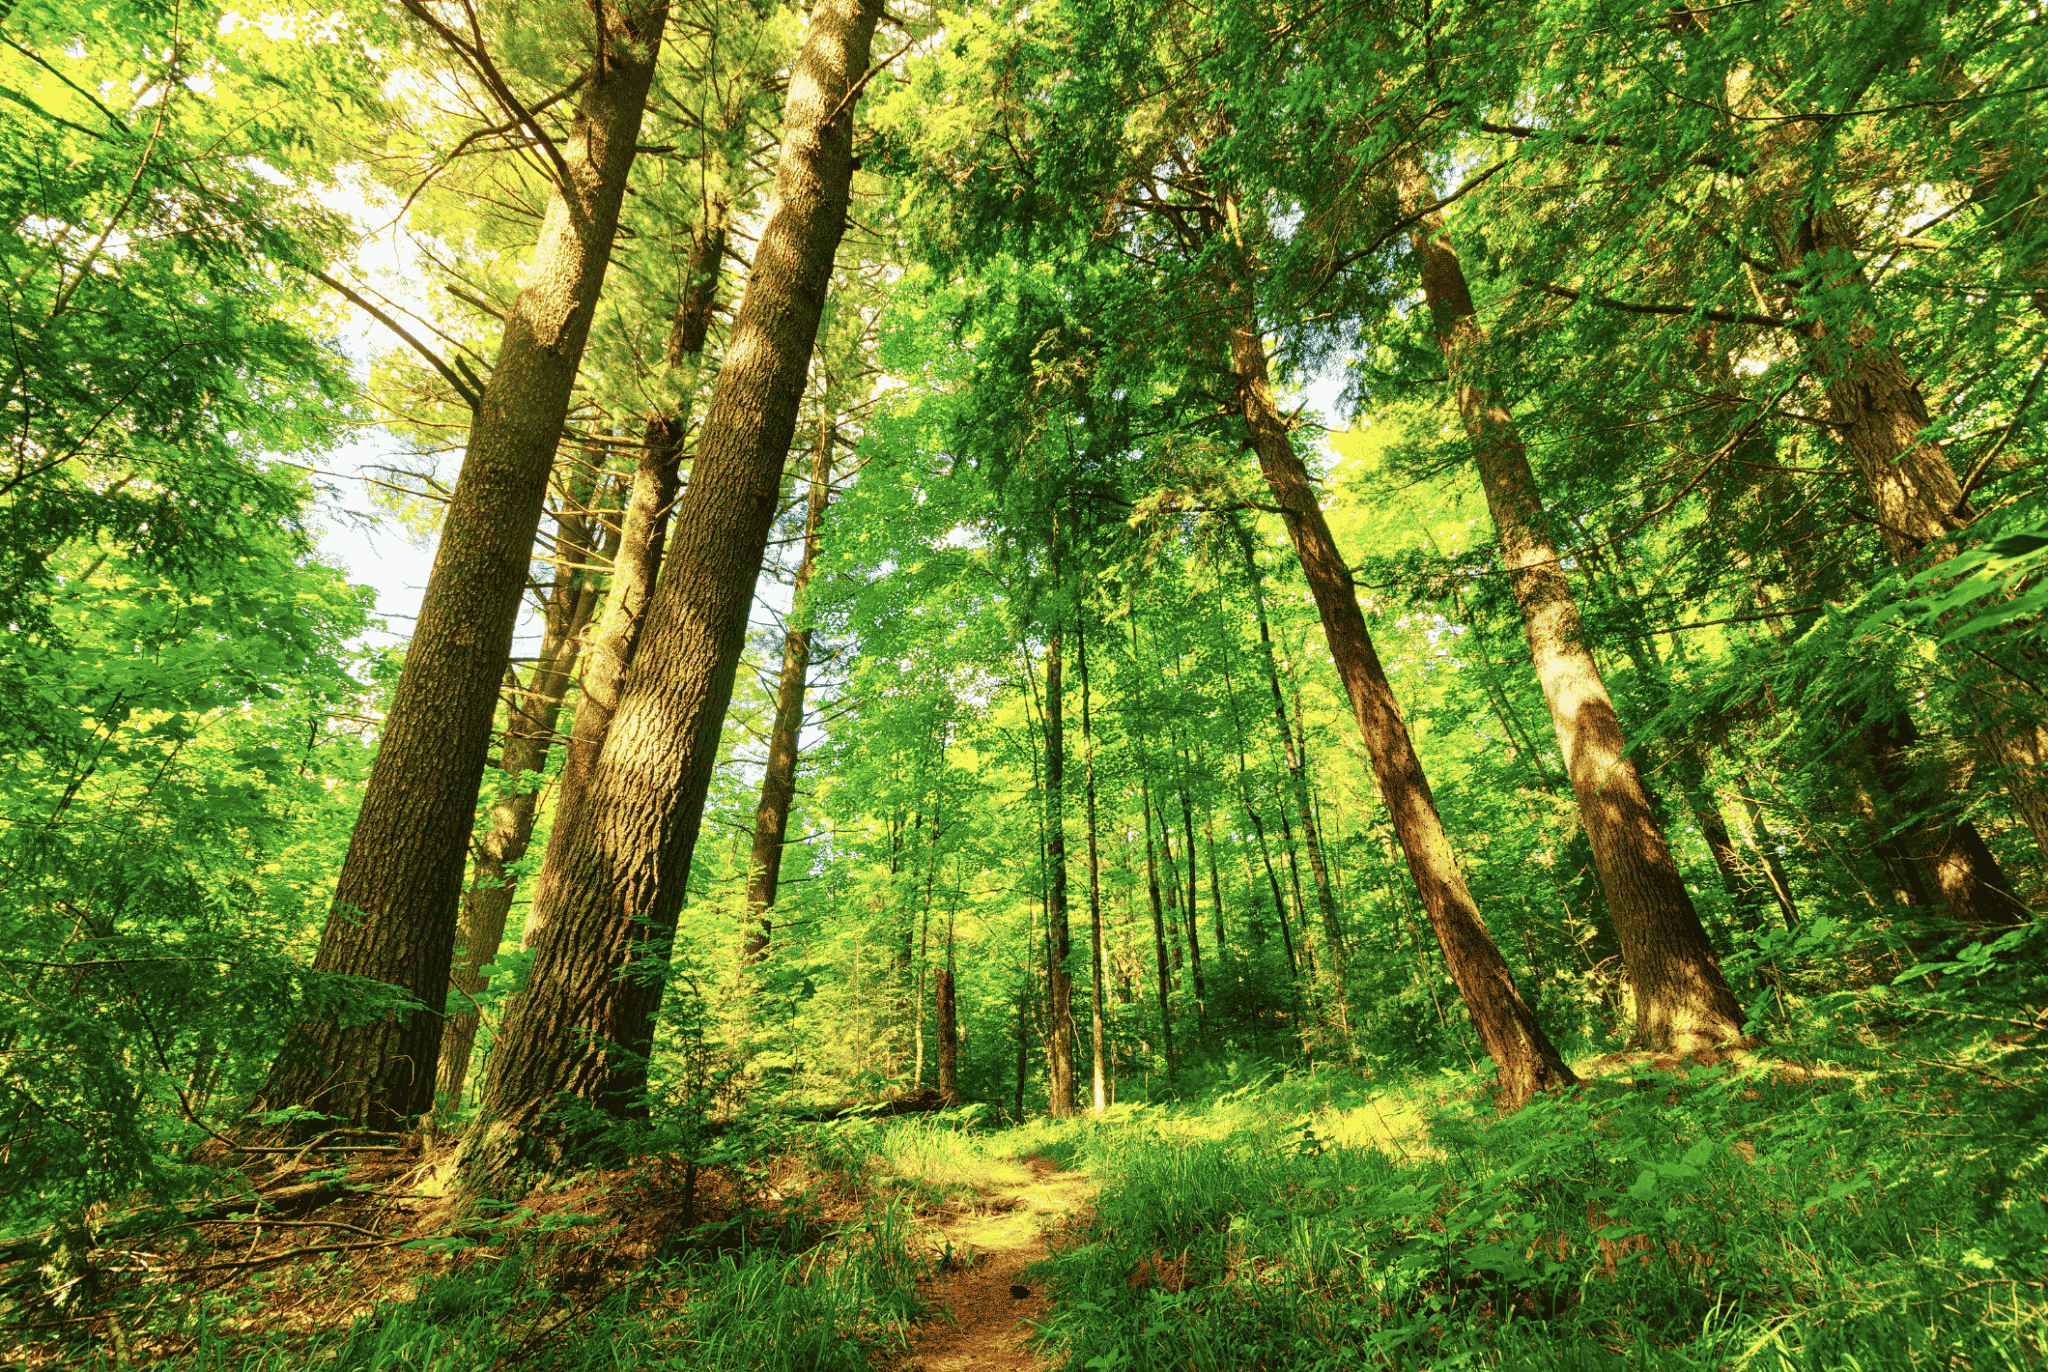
1029,1056,2048,1370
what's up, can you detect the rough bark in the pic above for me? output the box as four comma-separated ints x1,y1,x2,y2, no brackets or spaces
742,408,836,964
462,0,881,1187
1395,155,1746,1055
257,3,668,1131
546,197,724,870
436,487,607,1116
1228,278,1575,1107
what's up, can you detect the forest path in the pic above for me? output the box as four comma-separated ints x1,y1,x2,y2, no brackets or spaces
894,1155,1094,1372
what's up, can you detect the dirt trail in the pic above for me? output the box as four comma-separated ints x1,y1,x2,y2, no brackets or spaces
895,1156,1093,1372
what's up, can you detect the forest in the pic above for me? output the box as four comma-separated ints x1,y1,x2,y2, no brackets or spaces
3,0,2045,1366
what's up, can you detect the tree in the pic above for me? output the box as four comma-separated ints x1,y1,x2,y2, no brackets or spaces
258,0,672,1131
464,0,884,1186
1392,152,1748,1054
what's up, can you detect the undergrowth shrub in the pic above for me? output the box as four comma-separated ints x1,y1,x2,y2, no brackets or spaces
1035,1049,2048,1370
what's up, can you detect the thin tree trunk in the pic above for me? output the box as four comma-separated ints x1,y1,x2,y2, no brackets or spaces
1738,791,1801,929
1232,524,1355,1049
1218,621,1304,1029
1041,615,1076,1118
935,961,960,1107
258,2,669,1131
1394,155,1746,1056
1079,616,1109,1116
1204,815,1226,956
437,489,607,1117
1225,257,1574,1106
462,0,882,1187
1176,771,1208,1030
1140,776,1175,1074
547,197,724,865
742,406,836,964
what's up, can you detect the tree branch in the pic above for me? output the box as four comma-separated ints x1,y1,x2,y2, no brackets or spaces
307,268,480,410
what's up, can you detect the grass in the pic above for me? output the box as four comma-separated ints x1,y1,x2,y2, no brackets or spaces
27,1129,934,1372
1021,1051,2048,1370
17,1023,2047,1370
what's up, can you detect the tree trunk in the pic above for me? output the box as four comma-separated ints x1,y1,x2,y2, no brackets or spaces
257,3,669,1131
1792,208,2048,875
1217,622,1304,1031
1140,776,1175,1074
742,407,836,964
1204,815,1226,956
1738,791,1801,929
546,196,724,866
1394,156,1747,1056
1176,772,1208,1030
1079,616,1109,1116
935,964,960,1107
1232,522,1355,1049
1226,265,1575,1107
1041,619,1076,1118
462,0,881,1187
436,487,607,1118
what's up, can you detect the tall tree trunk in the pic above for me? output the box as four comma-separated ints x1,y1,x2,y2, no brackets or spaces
462,0,882,1186
1231,523,1355,1050
1140,776,1175,1073
437,487,607,1118
742,405,837,964
935,959,960,1107
1204,815,1226,956
1790,207,2048,884
912,813,940,1086
1738,790,1801,929
1394,155,1746,1056
1041,618,1076,1118
1079,616,1109,1116
1176,768,1208,1030
1225,262,1575,1106
547,197,724,864
257,3,669,1131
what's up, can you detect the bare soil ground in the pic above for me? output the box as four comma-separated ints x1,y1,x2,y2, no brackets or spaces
894,1157,1093,1372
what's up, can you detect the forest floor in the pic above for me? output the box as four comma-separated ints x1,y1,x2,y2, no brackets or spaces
893,1156,1094,1372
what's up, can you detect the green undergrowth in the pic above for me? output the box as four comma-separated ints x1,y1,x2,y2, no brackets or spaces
1027,1051,2048,1371
50,1138,931,1372
822,1104,1036,1208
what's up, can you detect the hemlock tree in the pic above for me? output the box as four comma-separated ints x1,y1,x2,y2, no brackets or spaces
464,0,885,1188
258,0,671,1131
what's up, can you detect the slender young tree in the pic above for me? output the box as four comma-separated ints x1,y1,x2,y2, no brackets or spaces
257,0,670,1130
1040,614,1077,1118
547,202,726,856
463,0,883,1185
1078,615,1110,1115
742,403,839,964
1139,775,1176,1074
